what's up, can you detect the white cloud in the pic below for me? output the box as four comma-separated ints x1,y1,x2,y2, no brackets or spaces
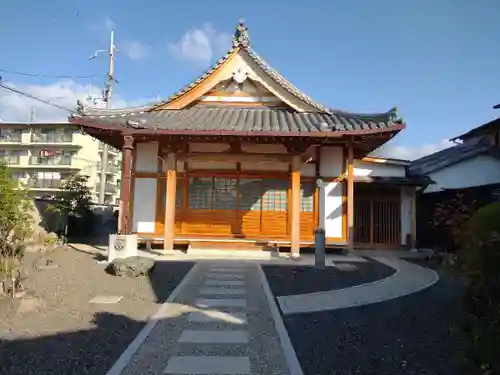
169,23,231,65
372,138,455,160
122,39,151,60
0,80,129,122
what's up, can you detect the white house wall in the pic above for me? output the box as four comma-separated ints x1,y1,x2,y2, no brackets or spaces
132,177,157,233
319,147,343,177
425,155,500,193
135,142,158,172
354,160,406,177
318,147,344,241
323,182,344,240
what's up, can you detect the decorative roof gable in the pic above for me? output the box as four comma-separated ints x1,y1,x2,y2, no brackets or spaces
151,20,331,112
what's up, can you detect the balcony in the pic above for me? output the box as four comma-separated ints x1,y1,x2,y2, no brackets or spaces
0,133,22,143
29,156,72,166
96,182,118,194
97,162,121,174
0,155,21,165
31,133,73,143
27,179,63,189
99,141,120,155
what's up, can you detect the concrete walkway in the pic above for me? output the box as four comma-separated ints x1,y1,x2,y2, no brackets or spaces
277,257,439,314
106,262,303,375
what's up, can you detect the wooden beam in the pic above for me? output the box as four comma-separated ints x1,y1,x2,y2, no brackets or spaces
347,144,355,250
177,152,309,164
291,155,301,257
163,153,177,251
120,136,134,233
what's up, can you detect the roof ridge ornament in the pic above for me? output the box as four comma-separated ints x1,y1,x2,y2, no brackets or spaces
232,18,250,47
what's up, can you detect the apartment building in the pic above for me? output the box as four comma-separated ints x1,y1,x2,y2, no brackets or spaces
0,123,122,205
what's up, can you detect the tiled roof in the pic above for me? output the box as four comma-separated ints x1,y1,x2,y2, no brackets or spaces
76,20,403,125
451,117,500,142
409,136,500,175
79,107,401,134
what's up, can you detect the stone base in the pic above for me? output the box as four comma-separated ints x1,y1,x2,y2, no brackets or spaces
107,256,155,277
108,234,138,262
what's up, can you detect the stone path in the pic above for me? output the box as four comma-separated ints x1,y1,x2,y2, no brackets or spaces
107,262,302,375
277,257,439,314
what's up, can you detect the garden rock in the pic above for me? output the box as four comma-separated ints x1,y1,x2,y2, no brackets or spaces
107,256,155,277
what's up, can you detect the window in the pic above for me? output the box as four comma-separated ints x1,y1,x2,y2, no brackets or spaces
300,182,315,212
238,178,262,211
187,177,238,210
262,179,288,212
11,172,24,181
213,178,237,210
188,177,213,209
33,128,73,143
0,128,22,142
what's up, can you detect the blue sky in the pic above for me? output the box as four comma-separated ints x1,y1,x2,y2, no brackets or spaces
1,0,499,159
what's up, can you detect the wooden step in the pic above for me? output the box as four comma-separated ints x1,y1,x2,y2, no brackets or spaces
188,240,272,252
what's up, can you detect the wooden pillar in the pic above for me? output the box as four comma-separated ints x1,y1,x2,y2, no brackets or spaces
347,144,355,250
291,155,301,257
163,153,177,251
119,135,134,233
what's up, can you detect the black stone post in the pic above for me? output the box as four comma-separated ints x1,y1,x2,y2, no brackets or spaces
314,227,326,268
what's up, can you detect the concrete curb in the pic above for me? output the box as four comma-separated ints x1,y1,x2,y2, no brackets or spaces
277,257,439,314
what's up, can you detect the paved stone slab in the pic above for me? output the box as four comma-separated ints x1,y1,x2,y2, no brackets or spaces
206,273,245,279
204,280,245,287
199,287,246,295
210,267,247,272
164,356,251,374
178,330,249,344
195,298,247,308
188,311,248,324
89,295,123,304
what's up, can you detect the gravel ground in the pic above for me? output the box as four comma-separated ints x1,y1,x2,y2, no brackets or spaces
262,258,395,296
274,261,466,375
0,247,193,375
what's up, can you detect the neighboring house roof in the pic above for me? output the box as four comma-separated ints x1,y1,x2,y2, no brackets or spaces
355,175,432,186
409,136,500,176
72,20,404,140
451,117,500,142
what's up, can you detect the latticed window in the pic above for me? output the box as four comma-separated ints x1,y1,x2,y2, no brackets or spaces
213,178,237,210
262,179,288,212
300,182,315,212
188,177,213,209
238,178,262,211
187,177,237,210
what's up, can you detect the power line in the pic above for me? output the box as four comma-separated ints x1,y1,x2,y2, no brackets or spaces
0,82,76,113
0,67,101,80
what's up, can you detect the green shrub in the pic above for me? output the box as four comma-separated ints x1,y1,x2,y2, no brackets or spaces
460,202,500,374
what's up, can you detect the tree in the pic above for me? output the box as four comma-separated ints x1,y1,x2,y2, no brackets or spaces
48,174,92,218
0,161,33,294
47,174,93,237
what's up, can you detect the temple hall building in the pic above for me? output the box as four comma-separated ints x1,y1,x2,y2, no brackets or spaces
69,21,427,255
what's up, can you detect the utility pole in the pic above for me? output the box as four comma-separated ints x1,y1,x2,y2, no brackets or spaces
90,30,117,204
